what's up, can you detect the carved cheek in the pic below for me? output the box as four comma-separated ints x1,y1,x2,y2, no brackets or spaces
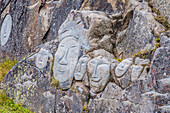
81,63,87,75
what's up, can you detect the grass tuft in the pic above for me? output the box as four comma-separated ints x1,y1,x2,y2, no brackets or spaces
0,92,32,113
114,58,124,62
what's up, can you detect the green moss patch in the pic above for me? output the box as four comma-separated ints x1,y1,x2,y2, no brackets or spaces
0,58,18,82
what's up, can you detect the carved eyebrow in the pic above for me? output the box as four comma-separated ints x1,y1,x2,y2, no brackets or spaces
70,45,77,48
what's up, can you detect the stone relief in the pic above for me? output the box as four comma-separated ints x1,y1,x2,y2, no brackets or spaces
74,55,89,81
0,14,12,46
88,56,111,94
53,37,81,89
53,11,90,90
35,48,53,69
115,58,133,78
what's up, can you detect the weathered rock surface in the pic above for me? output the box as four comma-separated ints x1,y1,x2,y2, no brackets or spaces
0,0,170,113
117,0,164,58
151,0,170,24
147,47,170,93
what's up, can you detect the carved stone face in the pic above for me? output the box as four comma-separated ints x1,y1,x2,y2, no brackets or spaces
88,57,110,93
115,58,133,77
53,37,80,89
36,48,52,69
74,55,89,81
1,14,12,46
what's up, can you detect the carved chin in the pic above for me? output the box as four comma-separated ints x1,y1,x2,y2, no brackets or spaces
74,72,83,80
90,80,101,91
115,68,127,77
54,71,69,83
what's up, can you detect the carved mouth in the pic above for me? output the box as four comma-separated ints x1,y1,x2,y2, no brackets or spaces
57,64,67,73
91,76,101,82
58,70,65,75
74,72,81,77
117,68,124,72
90,81,99,88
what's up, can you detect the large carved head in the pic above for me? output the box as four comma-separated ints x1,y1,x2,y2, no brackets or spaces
88,56,110,93
53,11,90,89
53,36,81,89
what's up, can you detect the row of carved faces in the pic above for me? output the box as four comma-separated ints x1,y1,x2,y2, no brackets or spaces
51,37,133,94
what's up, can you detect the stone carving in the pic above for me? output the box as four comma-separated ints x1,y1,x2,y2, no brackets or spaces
35,48,53,69
88,56,110,93
115,58,133,78
131,65,143,82
0,14,12,46
53,11,90,90
74,55,89,81
53,37,81,89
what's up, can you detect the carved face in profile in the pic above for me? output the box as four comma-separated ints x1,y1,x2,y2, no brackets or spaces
53,37,80,89
115,58,133,78
88,57,110,93
74,55,89,81
36,48,52,69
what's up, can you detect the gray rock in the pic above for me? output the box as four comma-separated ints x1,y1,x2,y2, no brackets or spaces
92,49,115,58
0,0,83,61
55,90,83,113
134,57,150,65
152,0,170,24
0,61,50,112
117,1,164,58
101,82,123,99
147,47,170,92
160,35,170,47
88,98,120,113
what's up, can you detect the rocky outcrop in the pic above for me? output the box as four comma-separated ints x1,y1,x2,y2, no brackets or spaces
150,0,170,24
116,0,165,58
0,0,170,113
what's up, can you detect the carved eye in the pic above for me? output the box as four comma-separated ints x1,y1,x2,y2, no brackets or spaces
60,44,64,48
71,45,77,48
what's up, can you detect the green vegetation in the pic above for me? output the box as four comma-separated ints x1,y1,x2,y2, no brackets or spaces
0,92,32,113
154,15,170,31
114,58,124,62
51,76,60,89
132,50,149,59
0,58,18,82
83,105,87,111
148,2,170,31
155,38,160,43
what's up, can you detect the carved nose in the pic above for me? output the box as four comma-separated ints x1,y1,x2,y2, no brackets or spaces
91,64,97,78
59,51,68,65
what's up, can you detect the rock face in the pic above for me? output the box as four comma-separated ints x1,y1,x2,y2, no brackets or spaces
151,0,170,24
116,1,164,58
0,0,170,113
